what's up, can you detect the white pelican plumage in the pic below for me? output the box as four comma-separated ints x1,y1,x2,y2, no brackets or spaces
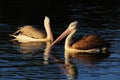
10,16,53,43
51,21,110,53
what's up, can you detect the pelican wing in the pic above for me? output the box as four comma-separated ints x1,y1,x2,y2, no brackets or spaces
13,26,46,39
72,35,109,50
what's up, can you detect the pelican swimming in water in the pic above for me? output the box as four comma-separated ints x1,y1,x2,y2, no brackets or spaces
10,16,53,43
51,21,110,53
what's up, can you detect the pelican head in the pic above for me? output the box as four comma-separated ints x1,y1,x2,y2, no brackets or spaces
44,16,54,42
51,21,78,46
44,16,50,25
68,21,78,30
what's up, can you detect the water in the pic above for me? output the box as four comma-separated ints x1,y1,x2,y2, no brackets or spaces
0,1,120,80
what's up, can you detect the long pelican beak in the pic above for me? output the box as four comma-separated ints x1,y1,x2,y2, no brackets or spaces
51,21,78,47
50,25,74,47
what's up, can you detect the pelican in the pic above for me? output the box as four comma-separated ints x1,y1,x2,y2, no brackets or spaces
10,16,53,43
51,21,110,53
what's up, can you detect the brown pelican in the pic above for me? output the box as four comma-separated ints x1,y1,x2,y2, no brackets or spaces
51,21,110,53
10,16,53,43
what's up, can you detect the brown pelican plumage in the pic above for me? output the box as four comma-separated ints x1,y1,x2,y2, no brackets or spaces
10,16,53,43
51,21,110,53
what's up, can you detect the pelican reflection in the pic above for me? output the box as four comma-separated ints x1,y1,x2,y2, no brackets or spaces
11,41,52,64
63,51,78,80
63,51,110,79
12,41,45,54
65,51,110,64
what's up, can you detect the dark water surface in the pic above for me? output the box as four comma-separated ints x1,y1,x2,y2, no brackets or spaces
0,1,120,80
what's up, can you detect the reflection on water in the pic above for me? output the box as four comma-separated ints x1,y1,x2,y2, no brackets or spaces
11,40,52,64
11,41,45,54
65,51,110,64
62,51,110,79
